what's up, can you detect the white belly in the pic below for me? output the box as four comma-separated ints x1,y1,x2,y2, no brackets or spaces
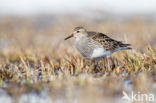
91,48,112,59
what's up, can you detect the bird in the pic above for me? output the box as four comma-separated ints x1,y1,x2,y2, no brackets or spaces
64,26,131,60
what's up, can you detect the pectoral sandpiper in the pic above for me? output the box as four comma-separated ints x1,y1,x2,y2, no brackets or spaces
65,26,131,70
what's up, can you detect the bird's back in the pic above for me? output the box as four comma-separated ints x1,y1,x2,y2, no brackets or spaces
87,31,131,51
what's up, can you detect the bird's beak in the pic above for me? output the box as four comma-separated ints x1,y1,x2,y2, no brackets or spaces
64,33,74,40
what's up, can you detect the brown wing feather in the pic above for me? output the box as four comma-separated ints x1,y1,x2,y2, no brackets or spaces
88,32,131,51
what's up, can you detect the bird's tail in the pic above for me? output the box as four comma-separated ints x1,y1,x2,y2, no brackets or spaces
118,46,132,50
116,43,132,51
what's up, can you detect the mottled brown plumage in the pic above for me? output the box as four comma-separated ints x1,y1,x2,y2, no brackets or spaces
65,27,131,60
87,32,131,51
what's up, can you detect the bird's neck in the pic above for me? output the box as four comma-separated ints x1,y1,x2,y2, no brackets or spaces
75,35,87,42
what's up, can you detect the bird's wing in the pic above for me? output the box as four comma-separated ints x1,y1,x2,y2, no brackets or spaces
88,32,131,51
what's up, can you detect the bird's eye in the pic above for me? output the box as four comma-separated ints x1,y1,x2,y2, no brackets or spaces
77,31,80,33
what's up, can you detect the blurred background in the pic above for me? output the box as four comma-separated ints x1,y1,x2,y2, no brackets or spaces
0,0,156,51
1,0,156,15
0,0,156,103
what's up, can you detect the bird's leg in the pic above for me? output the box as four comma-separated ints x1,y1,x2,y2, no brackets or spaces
93,60,98,70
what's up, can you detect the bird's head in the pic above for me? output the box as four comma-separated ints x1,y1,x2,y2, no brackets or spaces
64,26,87,40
